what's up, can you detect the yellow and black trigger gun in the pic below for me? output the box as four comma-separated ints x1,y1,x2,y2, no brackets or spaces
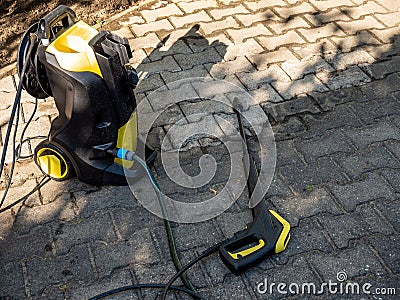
219,100,291,275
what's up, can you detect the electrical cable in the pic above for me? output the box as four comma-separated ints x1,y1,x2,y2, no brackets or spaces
88,283,201,300
1,96,46,208
161,239,231,300
0,34,38,183
0,33,41,209
0,176,50,214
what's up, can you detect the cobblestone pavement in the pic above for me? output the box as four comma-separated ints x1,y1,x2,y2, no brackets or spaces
1,0,400,299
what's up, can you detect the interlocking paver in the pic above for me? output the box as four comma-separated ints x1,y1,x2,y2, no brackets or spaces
226,23,271,43
237,65,291,90
200,16,240,35
141,2,184,22
217,38,263,60
309,0,354,11
130,19,174,37
206,56,255,78
275,2,317,19
330,31,381,53
248,47,298,70
170,10,212,28
1,1,400,299
298,23,346,42
272,74,328,99
344,1,388,19
269,15,310,34
264,95,320,122
258,30,306,51
316,65,371,90
307,242,388,281
209,4,249,20
177,0,218,13
375,11,400,28
236,10,280,27
174,47,222,69
336,144,400,179
245,0,286,12
281,55,334,80
329,172,395,211
336,16,386,35
370,27,400,44
304,9,351,26
292,38,338,58
128,32,160,51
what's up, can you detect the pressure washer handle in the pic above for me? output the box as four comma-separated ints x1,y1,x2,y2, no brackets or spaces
219,98,290,275
219,209,290,275
37,5,76,40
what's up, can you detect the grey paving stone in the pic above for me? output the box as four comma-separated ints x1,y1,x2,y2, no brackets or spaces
172,221,224,251
132,262,182,299
272,117,307,141
0,261,25,299
161,65,210,84
52,212,118,255
179,249,212,289
0,225,52,264
111,207,163,240
147,40,193,62
68,269,135,300
26,244,94,297
92,228,160,278
365,234,400,275
263,95,320,122
318,202,394,249
317,66,371,90
374,198,400,232
307,242,388,282
179,97,233,118
362,56,400,79
294,129,355,163
135,74,165,94
342,120,400,149
280,157,348,193
350,96,400,125
266,173,295,198
310,86,368,111
270,187,343,227
360,73,400,100
335,144,400,179
136,56,181,75
301,106,363,139
198,277,254,299
384,140,400,161
275,140,305,168
174,47,222,70
244,256,320,300
272,217,334,265
380,167,400,193
328,172,396,212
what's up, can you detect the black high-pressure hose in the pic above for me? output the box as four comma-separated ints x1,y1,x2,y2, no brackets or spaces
88,147,234,300
107,148,197,293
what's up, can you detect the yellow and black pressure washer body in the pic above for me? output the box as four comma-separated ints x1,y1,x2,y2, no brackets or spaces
18,6,155,185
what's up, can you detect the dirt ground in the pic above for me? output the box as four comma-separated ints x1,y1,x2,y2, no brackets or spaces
0,0,138,69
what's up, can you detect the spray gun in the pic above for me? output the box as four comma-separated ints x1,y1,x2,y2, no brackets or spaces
218,101,291,275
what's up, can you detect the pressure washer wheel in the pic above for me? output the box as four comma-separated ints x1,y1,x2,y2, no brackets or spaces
34,141,75,181
17,23,52,99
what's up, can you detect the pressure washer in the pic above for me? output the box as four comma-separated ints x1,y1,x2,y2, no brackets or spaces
16,5,155,185
0,5,291,299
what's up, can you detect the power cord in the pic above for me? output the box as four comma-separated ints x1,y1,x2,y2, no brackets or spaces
0,33,49,212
